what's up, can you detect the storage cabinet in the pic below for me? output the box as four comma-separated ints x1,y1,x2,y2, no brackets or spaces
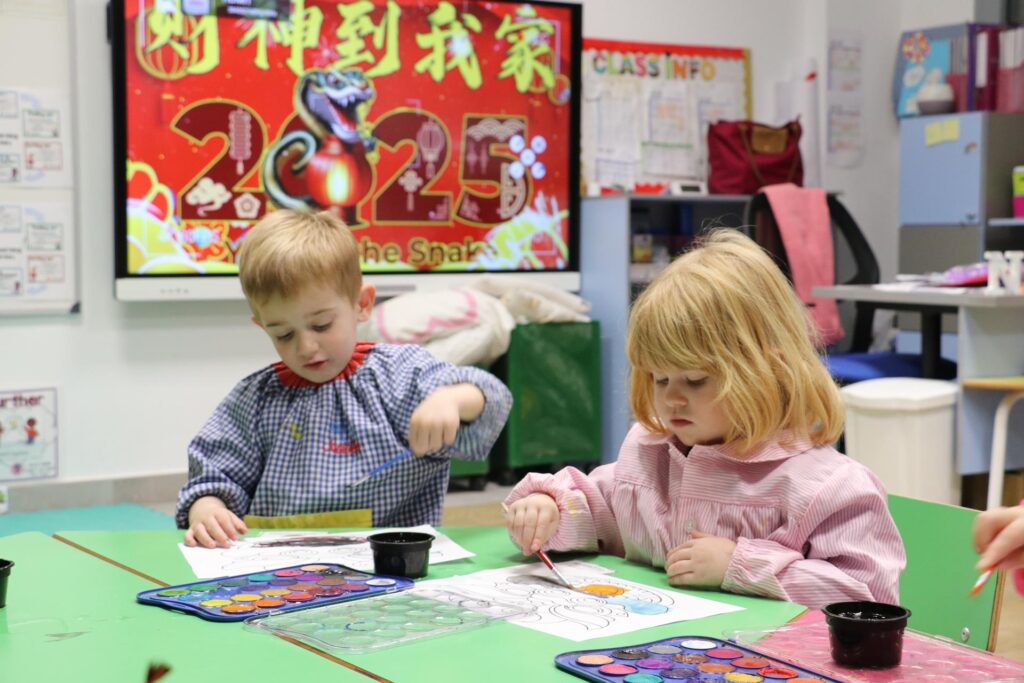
898,112,1024,273
579,194,749,460
899,113,985,227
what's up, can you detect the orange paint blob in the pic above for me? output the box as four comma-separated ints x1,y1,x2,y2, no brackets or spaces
221,603,256,614
576,583,627,597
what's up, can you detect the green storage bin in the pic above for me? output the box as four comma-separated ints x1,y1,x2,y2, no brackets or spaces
490,321,602,483
449,453,489,490
449,359,497,490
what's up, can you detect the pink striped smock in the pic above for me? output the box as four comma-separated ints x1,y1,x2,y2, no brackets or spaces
506,424,905,609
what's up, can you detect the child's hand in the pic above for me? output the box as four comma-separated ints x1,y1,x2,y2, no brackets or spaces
506,493,560,555
665,531,736,588
974,504,1024,571
185,496,248,549
408,384,484,456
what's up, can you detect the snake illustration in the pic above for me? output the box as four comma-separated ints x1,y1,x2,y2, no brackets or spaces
262,68,376,211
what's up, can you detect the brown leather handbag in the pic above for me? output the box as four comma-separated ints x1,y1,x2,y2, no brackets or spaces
707,119,803,194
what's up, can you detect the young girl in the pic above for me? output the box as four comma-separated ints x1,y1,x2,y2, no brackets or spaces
974,502,1024,594
505,230,905,609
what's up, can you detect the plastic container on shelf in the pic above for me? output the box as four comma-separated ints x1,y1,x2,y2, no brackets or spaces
1013,165,1024,217
841,378,960,505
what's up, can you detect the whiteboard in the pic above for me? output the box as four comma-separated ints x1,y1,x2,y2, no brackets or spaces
0,0,79,314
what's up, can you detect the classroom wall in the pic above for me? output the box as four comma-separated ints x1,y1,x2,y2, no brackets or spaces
578,0,812,123
0,0,979,501
820,0,974,281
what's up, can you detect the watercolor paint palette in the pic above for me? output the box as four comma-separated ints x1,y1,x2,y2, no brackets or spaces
556,636,842,683
246,587,529,653
137,563,414,622
731,620,1024,682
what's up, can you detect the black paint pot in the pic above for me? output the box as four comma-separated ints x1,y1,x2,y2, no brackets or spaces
824,600,911,668
367,532,434,578
0,559,12,608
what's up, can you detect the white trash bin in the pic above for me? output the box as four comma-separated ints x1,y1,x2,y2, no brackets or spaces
841,377,960,505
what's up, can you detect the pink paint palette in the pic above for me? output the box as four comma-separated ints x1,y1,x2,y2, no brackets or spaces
556,636,843,683
731,618,1024,682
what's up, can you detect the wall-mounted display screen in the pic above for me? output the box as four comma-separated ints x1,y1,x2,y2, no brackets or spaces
110,0,581,300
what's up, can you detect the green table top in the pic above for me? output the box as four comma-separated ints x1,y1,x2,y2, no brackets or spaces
55,526,806,683
0,532,372,681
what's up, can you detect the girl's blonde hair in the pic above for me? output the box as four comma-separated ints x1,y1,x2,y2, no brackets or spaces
238,209,362,306
627,229,843,451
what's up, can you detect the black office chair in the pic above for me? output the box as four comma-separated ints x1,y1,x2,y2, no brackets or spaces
743,192,956,384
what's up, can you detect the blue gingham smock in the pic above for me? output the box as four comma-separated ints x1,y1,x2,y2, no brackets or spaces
175,342,512,528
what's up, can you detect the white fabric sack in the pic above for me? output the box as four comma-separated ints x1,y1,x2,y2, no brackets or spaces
469,276,591,315
359,288,515,366
500,288,589,323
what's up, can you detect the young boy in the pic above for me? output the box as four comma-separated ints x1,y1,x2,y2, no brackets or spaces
176,210,512,548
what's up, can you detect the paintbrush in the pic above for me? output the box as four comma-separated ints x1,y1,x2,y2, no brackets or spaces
536,548,575,590
969,567,995,597
500,502,573,589
349,448,413,487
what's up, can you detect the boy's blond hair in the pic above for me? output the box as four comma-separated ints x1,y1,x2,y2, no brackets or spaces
238,209,362,306
627,229,843,452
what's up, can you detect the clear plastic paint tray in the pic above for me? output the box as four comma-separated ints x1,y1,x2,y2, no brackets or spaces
726,619,1024,682
244,586,530,654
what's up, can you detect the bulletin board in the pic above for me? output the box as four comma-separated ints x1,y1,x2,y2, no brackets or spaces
0,0,79,314
581,38,751,194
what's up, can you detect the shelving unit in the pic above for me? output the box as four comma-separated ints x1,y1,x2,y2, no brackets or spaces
896,112,1024,481
579,193,750,461
898,112,1024,276
987,216,1024,254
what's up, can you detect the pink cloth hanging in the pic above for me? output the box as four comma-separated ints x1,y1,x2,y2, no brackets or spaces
763,183,845,346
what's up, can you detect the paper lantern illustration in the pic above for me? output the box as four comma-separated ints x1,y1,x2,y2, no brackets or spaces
135,12,207,81
307,136,361,208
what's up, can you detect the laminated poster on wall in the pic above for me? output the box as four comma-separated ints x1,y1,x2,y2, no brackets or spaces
0,87,74,189
0,387,58,483
826,28,864,169
0,199,78,313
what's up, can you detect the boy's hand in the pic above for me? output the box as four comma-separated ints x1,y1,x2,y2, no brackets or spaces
974,504,1024,571
185,496,248,549
665,531,736,588
506,493,560,555
408,384,484,456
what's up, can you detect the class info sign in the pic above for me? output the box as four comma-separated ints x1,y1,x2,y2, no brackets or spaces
120,0,579,275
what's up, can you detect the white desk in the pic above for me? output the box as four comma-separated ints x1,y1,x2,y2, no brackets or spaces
814,285,1024,475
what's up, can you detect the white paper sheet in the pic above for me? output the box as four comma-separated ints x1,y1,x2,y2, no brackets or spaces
419,560,744,642
177,525,475,579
